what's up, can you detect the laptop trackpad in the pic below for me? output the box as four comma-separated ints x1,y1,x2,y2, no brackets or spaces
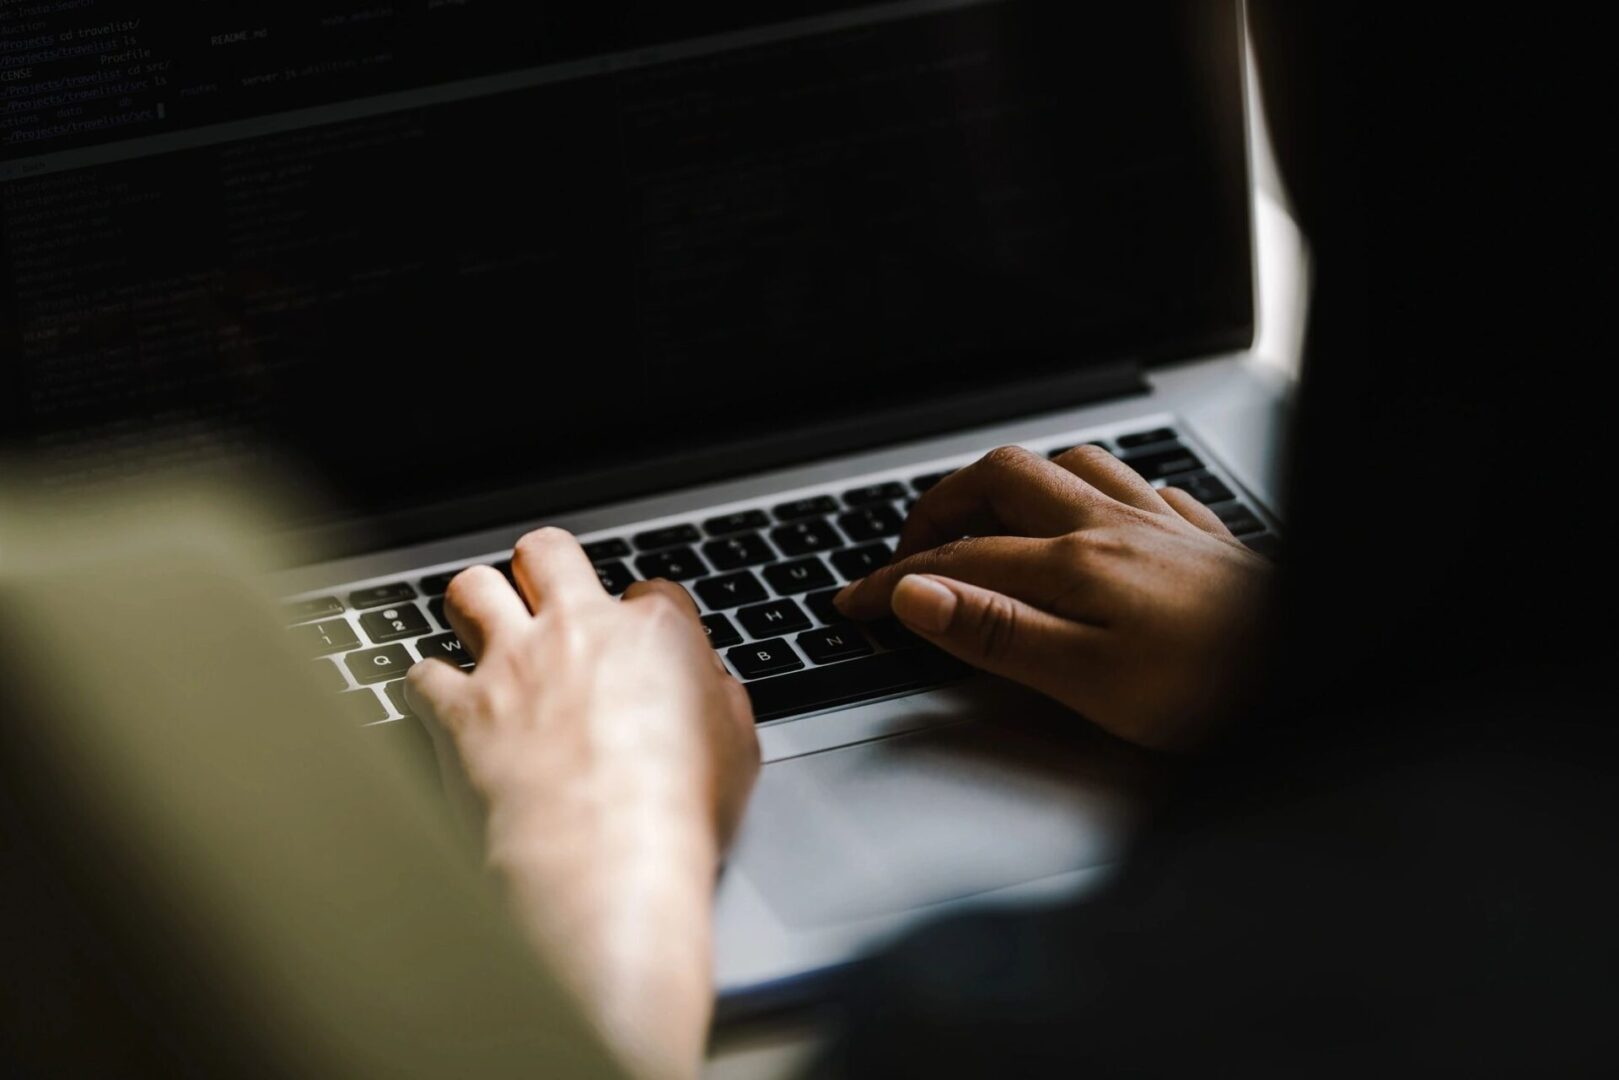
733,718,1143,928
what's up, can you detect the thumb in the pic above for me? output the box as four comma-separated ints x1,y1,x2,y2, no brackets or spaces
888,573,1101,701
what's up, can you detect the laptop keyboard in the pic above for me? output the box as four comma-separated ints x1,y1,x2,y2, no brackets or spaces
287,422,1281,727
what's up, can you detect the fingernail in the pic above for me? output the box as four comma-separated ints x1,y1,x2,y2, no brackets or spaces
833,580,862,609
891,575,956,634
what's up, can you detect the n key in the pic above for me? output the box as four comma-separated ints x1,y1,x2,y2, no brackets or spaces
796,627,873,665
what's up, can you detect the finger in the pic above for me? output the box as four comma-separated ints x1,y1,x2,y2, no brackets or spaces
1050,444,1171,514
443,564,529,660
624,578,725,672
886,573,1107,713
835,535,1080,622
404,658,486,842
510,527,608,613
891,445,1111,561
623,577,700,619
404,656,467,728
1158,487,1235,537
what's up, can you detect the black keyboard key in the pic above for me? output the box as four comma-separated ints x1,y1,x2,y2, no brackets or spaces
805,588,851,625
349,583,415,610
770,519,842,556
428,597,449,629
796,626,874,665
837,506,903,543
634,524,701,550
912,471,952,493
832,543,892,581
728,638,805,679
494,559,516,583
342,689,390,724
344,644,414,684
634,547,707,581
702,533,776,571
415,632,473,667
290,617,360,657
1209,501,1266,537
1116,427,1179,450
745,649,968,722
420,571,459,596
868,618,926,651
1048,441,1113,459
1244,533,1283,560
774,495,839,521
696,571,769,610
737,598,812,638
582,537,632,562
311,658,348,693
763,557,836,595
843,481,907,506
703,509,770,536
1166,470,1235,506
595,560,635,595
358,603,431,645
1120,444,1204,481
285,595,343,623
384,680,415,717
701,613,742,648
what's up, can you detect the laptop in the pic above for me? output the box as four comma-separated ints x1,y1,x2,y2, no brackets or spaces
0,1,1284,1011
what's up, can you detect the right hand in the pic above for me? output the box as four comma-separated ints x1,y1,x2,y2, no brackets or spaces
835,446,1274,751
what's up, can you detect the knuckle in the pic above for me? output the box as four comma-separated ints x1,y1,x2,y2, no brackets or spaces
982,444,1035,471
1060,443,1116,467
1053,531,1095,565
445,564,496,604
638,582,692,620
513,525,571,561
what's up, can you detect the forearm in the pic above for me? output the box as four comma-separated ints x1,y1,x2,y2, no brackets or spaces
485,788,719,1080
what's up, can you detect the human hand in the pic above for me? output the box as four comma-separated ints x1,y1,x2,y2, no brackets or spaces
835,446,1274,751
405,527,759,1080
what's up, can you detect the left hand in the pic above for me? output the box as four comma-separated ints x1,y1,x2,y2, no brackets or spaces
405,526,759,1080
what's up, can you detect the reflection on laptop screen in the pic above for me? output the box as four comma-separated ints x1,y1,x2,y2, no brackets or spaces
1,2,1250,537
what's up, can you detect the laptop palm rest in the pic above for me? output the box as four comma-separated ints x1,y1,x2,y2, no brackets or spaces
731,696,1153,929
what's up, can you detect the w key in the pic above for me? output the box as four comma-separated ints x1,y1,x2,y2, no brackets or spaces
416,632,473,668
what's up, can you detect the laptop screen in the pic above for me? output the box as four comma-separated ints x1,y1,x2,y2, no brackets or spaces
0,2,1250,542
